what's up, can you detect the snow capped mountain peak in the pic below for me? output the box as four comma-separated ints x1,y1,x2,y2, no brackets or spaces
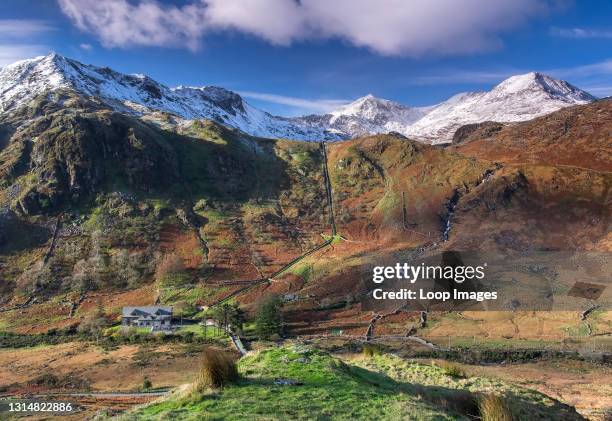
0,53,74,112
0,53,597,144
0,53,339,140
332,94,400,116
345,93,377,104
496,71,545,93
405,72,596,143
326,94,427,137
491,71,595,103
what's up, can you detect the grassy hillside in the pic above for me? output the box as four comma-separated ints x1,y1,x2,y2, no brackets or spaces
117,346,583,420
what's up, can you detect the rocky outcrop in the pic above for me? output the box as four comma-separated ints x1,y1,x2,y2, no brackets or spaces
5,109,179,214
452,121,504,144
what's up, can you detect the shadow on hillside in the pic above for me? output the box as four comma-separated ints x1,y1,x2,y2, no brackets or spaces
0,211,50,254
159,125,293,204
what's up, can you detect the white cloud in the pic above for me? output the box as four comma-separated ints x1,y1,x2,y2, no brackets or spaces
550,27,612,39
79,43,93,51
58,0,551,56
204,0,304,46
58,0,209,50
239,91,348,113
291,0,547,56
0,45,49,66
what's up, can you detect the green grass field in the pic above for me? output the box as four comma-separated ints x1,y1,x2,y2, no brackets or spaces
117,345,581,421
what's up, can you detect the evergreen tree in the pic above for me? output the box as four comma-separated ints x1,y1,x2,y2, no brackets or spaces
254,295,283,339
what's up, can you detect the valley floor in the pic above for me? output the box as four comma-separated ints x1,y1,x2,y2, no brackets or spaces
1,340,610,420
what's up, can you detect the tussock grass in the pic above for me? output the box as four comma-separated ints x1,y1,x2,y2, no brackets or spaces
478,393,514,421
362,344,383,358
438,360,467,378
128,347,577,421
419,388,479,419
195,347,239,390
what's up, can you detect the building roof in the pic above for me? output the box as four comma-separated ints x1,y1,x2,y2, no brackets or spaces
122,306,172,318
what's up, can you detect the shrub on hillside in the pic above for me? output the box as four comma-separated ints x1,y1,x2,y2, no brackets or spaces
478,394,514,421
16,260,57,294
142,376,152,391
195,348,239,390
28,372,90,390
110,249,141,287
210,303,246,335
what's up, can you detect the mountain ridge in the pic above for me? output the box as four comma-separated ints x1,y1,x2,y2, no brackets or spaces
0,53,342,141
0,53,596,143
405,71,597,142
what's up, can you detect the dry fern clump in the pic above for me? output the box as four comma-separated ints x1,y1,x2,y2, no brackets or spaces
478,393,514,421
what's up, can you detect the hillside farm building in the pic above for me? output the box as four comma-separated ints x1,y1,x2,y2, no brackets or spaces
122,306,173,331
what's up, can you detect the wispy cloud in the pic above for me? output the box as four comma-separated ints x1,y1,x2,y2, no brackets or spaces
0,45,49,66
408,69,523,85
239,91,348,114
547,59,612,78
550,26,612,39
403,57,612,89
58,0,551,57
0,19,54,39
79,43,93,51
579,85,612,97
0,20,54,66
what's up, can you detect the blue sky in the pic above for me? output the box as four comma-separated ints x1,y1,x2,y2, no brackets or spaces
0,0,611,116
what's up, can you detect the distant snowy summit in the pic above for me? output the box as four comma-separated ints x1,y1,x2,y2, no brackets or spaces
300,94,429,138
403,72,596,142
0,53,596,143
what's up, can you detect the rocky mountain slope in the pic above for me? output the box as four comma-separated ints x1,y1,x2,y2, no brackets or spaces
0,53,595,143
453,98,612,171
0,88,608,377
0,53,340,141
0,86,608,293
0,54,609,345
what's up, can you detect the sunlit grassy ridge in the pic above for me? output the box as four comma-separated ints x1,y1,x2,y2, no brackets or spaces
119,346,582,421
